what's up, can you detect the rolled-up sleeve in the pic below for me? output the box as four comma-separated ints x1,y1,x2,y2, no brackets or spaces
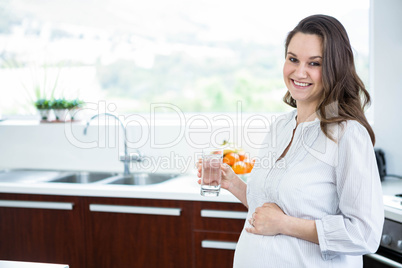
315,121,384,260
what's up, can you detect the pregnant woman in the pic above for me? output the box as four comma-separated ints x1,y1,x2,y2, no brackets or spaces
197,14,383,267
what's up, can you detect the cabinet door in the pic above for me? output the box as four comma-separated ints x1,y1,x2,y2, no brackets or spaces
0,193,85,267
194,231,240,268
193,201,247,268
85,197,192,268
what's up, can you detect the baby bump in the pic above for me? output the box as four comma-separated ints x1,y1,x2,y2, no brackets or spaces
234,231,315,267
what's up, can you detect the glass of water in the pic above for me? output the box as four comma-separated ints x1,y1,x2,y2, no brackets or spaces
201,148,223,197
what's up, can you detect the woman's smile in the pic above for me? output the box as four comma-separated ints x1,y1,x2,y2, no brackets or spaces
291,79,313,88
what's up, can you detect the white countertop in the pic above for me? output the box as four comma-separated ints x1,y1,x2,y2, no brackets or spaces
0,260,68,268
0,174,401,210
0,173,241,203
381,177,402,222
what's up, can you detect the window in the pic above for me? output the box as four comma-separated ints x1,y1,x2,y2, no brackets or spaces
0,0,369,117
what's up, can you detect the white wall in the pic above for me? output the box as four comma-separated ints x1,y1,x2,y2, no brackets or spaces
371,0,402,176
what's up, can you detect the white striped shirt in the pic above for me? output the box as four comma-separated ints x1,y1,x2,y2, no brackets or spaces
233,110,384,268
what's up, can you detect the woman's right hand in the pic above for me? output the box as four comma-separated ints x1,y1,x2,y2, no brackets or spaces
196,158,239,191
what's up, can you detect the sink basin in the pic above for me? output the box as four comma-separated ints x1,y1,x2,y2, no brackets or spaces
48,172,118,183
106,173,179,186
0,169,180,186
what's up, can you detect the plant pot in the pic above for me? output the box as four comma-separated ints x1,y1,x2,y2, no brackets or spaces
68,108,82,121
38,109,51,121
53,109,68,121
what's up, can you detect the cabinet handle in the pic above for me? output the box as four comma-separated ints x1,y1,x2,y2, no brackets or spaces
0,200,73,210
89,204,181,216
201,209,247,219
201,240,237,250
365,253,402,268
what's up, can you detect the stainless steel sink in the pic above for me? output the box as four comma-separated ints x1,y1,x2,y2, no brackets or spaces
106,173,179,186
48,172,118,184
0,169,180,186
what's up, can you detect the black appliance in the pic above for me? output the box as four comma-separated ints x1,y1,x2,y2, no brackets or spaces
375,149,387,181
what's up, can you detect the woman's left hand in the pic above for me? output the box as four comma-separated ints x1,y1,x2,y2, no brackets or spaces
245,203,287,236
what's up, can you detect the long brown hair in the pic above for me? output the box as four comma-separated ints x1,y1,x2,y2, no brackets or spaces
283,14,375,145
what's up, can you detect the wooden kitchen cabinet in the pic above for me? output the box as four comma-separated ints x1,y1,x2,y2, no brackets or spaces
84,198,246,268
0,193,85,268
0,192,246,268
192,201,248,268
194,231,241,268
84,197,193,268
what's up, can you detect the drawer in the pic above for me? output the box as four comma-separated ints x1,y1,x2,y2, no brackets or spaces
193,201,248,233
193,231,240,268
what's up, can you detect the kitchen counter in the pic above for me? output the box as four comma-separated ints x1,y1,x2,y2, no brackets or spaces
0,173,241,203
0,173,401,207
381,177,402,222
0,260,68,268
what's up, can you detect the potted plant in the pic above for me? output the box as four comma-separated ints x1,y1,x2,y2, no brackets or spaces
66,99,85,121
50,98,69,121
34,98,51,121
26,65,61,122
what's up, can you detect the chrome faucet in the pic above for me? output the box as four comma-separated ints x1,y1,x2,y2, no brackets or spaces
83,113,143,175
